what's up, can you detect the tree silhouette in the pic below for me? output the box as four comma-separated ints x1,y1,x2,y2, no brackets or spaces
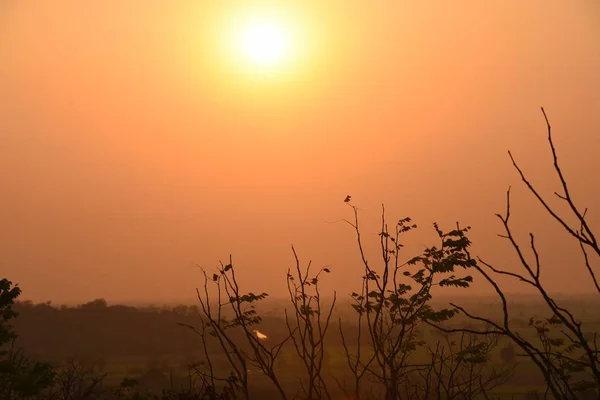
434,108,600,399
0,278,55,398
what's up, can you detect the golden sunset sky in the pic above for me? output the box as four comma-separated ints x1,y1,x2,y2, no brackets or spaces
1,1,599,303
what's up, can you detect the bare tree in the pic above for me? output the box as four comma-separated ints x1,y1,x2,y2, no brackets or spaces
178,313,241,400
339,202,476,400
438,108,600,399
183,258,291,400
404,331,514,399
285,246,336,400
47,359,106,400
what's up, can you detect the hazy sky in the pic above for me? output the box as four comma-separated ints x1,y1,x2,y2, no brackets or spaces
1,1,599,303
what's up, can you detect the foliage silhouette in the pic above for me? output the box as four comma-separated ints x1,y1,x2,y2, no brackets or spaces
0,278,55,399
335,201,509,400
285,246,336,400
432,108,600,399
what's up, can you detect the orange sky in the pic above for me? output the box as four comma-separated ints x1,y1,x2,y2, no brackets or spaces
1,1,599,303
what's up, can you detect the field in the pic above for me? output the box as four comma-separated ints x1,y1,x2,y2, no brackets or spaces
11,296,600,399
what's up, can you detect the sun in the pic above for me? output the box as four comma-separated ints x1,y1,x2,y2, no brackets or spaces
220,9,304,76
200,5,315,85
237,17,292,68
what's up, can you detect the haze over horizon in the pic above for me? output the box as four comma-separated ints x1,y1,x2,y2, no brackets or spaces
1,1,599,304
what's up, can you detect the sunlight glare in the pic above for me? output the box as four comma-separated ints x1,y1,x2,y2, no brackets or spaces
253,329,268,340
237,17,292,68
220,8,307,78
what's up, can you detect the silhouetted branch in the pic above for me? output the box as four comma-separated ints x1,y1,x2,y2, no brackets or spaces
285,246,336,400
447,108,600,399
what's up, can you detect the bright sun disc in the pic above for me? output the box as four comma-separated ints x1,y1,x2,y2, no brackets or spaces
238,18,291,67
222,9,304,76
212,7,311,81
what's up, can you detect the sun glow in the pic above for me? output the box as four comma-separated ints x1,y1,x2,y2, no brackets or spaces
221,8,306,77
189,4,322,91
237,17,292,68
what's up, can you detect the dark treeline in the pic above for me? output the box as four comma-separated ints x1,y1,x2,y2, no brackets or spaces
9,296,526,398
12,299,361,362
17,297,595,364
